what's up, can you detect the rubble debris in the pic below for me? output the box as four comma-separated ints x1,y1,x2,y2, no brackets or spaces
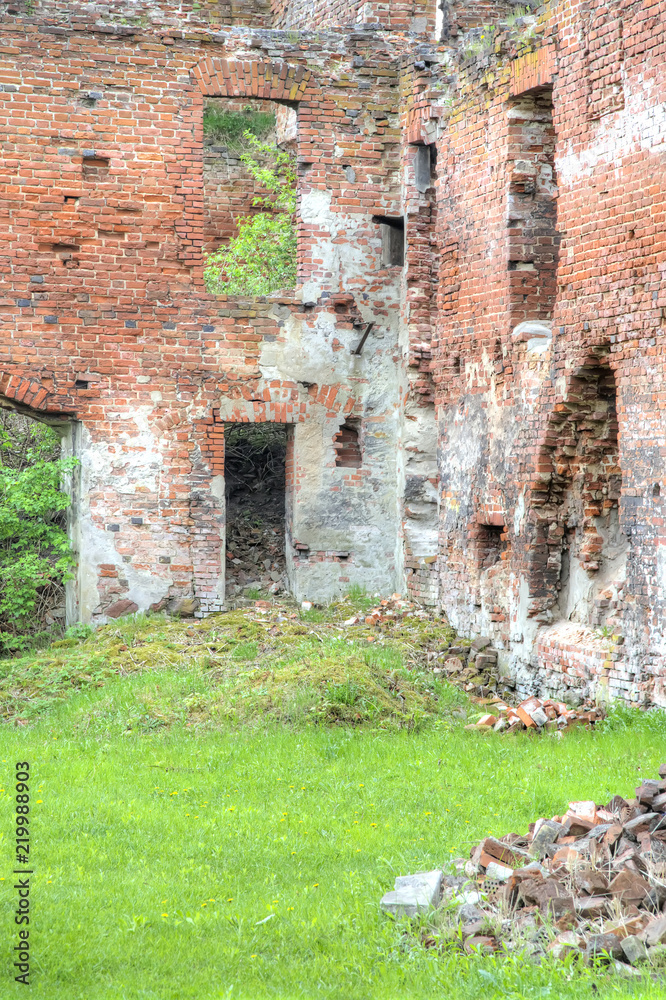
342,593,434,630
431,641,515,701
380,870,443,916
382,766,666,969
463,694,605,736
225,513,287,599
342,598,601,728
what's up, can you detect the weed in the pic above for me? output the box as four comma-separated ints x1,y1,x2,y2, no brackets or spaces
65,622,95,642
505,4,537,27
203,106,275,151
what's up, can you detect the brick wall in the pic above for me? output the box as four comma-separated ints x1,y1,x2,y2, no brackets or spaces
272,0,434,31
432,0,666,705
0,9,410,620
1,0,273,28
3,0,666,705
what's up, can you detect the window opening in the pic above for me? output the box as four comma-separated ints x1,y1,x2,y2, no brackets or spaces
413,144,435,193
203,99,298,296
507,86,559,328
476,523,506,570
333,422,362,468
372,215,405,267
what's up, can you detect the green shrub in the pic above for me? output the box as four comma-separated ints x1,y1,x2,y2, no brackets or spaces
0,416,76,652
204,132,297,296
203,105,276,151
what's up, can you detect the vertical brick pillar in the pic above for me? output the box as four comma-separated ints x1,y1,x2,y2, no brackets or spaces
190,410,226,614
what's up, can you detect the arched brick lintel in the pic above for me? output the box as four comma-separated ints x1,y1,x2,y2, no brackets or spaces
0,372,54,412
191,57,314,102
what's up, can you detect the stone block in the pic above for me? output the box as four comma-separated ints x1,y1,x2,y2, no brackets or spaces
586,932,623,961
621,935,648,965
380,870,442,916
643,915,666,947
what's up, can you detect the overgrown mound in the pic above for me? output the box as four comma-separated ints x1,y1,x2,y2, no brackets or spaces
0,598,464,729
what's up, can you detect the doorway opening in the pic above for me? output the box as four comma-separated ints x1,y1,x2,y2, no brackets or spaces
0,405,74,649
224,423,288,600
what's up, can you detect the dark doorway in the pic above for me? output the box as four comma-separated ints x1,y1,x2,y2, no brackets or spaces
224,423,288,601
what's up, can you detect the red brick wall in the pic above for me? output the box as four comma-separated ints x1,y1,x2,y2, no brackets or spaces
0,11,408,619
432,0,666,704
4,0,666,705
203,97,278,252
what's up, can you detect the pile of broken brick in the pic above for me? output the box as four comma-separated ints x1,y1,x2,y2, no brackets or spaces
431,635,513,699
381,765,666,971
465,693,605,735
225,517,286,599
342,593,433,628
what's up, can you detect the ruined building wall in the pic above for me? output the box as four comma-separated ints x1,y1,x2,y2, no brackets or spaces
271,0,434,32
0,10,411,620
1,0,274,28
431,0,666,706
2,0,666,707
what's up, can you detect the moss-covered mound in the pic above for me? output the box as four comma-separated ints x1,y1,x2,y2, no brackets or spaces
0,597,464,729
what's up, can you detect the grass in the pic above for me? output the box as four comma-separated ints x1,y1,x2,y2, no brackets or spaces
2,600,666,998
203,106,276,151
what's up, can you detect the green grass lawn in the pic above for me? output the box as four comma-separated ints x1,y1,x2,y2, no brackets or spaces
2,603,666,998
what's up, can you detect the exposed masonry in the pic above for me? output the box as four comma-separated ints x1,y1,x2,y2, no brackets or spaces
0,0,665,706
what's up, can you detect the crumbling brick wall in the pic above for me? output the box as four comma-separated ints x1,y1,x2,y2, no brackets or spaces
431,0,666,706
2,0,666,707
0,1,410,622
272,0,433,31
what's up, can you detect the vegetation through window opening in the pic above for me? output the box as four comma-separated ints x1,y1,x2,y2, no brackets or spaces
203,130,297,297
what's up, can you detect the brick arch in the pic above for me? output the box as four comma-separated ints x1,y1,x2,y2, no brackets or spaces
191,57,313,102
0,372,54,412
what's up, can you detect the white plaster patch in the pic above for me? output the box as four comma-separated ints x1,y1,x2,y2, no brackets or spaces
514,488,525,537
656,542,666,602
556,98,666,186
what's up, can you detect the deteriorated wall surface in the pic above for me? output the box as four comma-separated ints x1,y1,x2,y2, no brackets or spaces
1,0,665,706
